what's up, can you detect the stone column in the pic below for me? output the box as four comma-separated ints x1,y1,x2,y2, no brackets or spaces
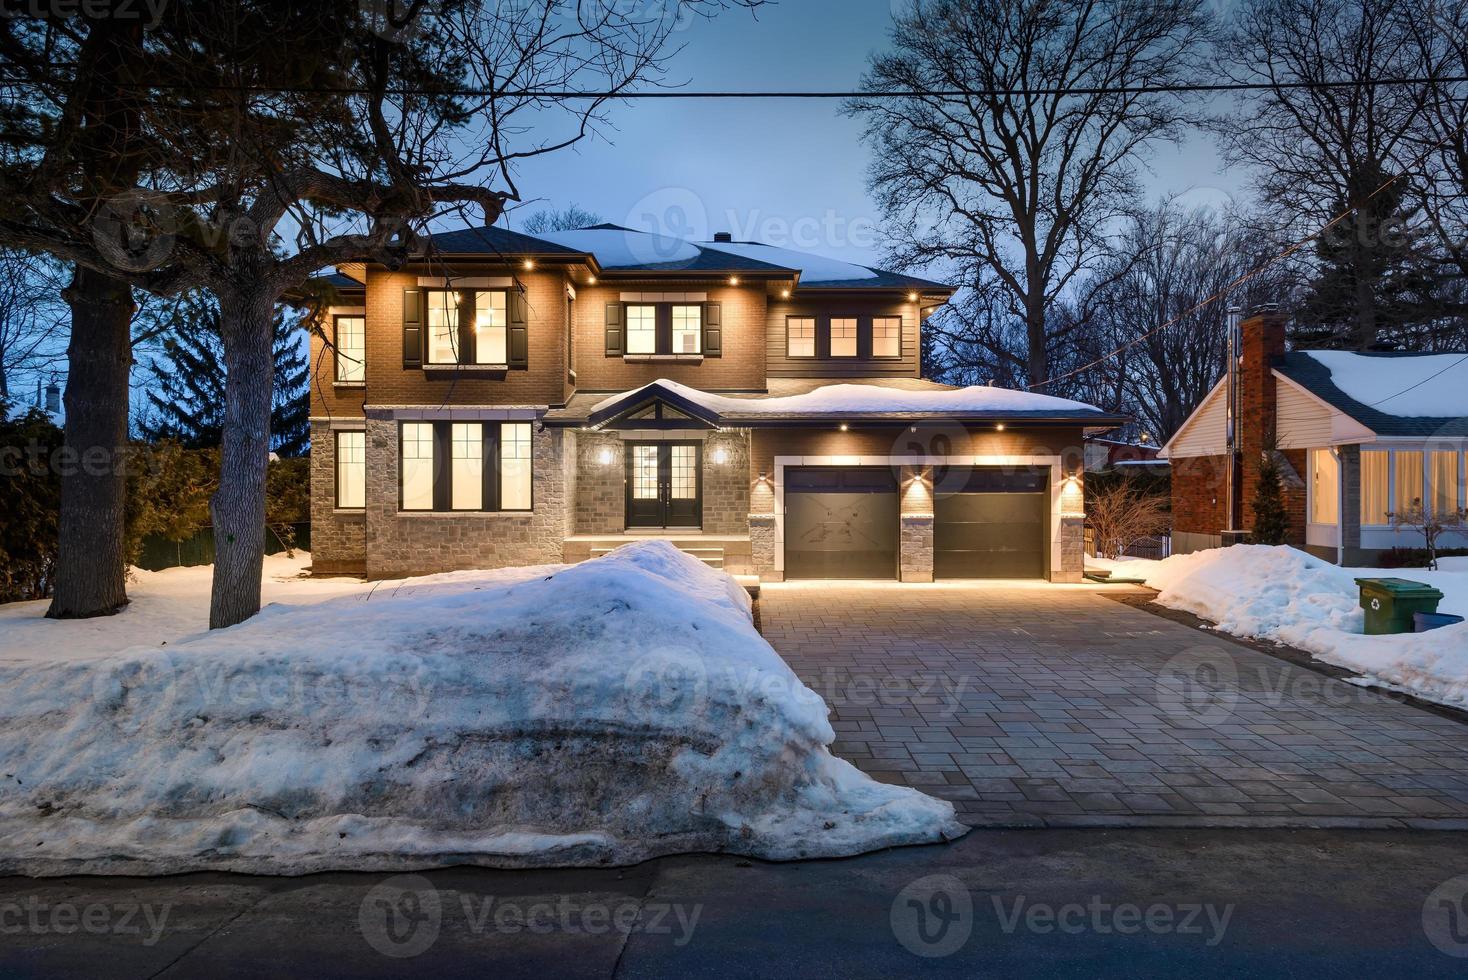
750,513,779,581
899,464,934,583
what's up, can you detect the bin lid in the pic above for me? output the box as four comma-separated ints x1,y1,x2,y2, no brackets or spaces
1354,577,1445,598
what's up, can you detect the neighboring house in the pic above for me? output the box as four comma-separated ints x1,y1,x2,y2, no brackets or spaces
1084,435,1162,472
309,223,1124,583
1161,310,1468,563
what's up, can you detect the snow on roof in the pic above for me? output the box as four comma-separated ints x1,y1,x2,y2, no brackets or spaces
591,379,1112,420
537,227,704,268
699,241,876,283
1304,350,1468,418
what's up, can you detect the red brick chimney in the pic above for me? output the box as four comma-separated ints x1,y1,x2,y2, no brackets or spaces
1238,309,1287,530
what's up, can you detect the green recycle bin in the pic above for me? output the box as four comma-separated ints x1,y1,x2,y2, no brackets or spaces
1355,578,1445,635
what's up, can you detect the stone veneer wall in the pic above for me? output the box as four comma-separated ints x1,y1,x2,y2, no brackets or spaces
899,464,934,583
308,419,367,575
574,430,750,535
362,417,570,578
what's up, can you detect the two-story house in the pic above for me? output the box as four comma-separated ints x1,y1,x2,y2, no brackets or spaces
309,223,1123,583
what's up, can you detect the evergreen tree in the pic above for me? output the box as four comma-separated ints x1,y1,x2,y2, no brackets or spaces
1294,159,1455,349
1251,454,1290,546
140,294,309,455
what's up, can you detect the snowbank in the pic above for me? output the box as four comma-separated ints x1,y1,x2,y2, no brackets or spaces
0,542,962,875
1107,545,1468,708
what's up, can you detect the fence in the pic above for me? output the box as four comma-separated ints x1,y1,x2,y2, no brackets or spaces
135,523,311,572
1083,527,1173,561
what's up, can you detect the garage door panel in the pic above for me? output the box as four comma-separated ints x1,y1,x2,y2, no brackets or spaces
934,479,1047,579
785,467,898,580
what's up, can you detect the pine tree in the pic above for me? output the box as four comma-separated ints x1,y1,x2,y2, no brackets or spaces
1251,454,1290,546
1294,159,1455,350
140,294,309,455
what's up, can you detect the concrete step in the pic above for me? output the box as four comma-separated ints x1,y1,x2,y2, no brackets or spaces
588,543,725,570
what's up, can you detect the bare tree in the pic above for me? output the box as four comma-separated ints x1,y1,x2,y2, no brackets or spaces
0,251,66,403
847,0,1214,390
1,0,763,627
1216,0,1438,349
1388,498,1468,570
1068,202,1298,441
520,202,603,233
1409,0,1468,285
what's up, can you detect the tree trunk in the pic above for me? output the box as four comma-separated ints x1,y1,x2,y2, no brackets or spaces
46,265,133,619
1025,294,1049,391
209,288,276,629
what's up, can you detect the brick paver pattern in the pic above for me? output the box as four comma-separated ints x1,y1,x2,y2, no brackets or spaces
759,584,1468,826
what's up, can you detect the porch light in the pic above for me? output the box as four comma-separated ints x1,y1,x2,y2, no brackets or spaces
597,446,614,466
713,447,729,465
729,276,740,286
908,292,918,302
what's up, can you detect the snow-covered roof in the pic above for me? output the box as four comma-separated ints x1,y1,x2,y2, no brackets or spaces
560,379,1124,427
1275,351,1468,437
698,241,877,284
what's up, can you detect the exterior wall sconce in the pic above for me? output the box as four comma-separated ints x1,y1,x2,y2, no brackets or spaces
995,423,1006,431
839,423,849,432
728,276,740,286
780,289,791,299
712,447,729,465
597,446,614,466
908,292,918,302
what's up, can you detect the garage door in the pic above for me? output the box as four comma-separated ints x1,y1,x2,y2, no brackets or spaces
784,467,899,579
934,467,1048,579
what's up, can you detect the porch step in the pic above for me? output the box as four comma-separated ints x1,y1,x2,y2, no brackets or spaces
589,544,725,569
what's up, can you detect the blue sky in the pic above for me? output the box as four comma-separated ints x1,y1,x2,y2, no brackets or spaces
504,0,1246,270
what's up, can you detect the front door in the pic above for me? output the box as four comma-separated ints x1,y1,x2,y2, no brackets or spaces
626,442,702,528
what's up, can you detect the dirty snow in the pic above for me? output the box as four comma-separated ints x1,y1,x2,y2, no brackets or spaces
1305,350,1468,417
0,542,962,875
1096,545,1468,708
596,378,1106,419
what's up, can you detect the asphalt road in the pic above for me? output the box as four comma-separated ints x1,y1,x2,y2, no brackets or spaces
3,829,1468,978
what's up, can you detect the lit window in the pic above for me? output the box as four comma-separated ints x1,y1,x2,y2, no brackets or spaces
873,316,901,358
427,291,460,364
335,431,365,509
787,317,815,358
500,423,532,510
830,317,857,357
1394,450,1424,517
626,305,656,354
1309,449,1337,524
672,305,702,354
1360,450,1388,524
451,423,483,510
401,422,436,510
475,291,507,365
335,316,364,382
670,444,697,500
1432,451,1462,517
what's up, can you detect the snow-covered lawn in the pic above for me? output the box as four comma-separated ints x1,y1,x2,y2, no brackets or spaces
1093,546,1468,709
0,542,962,875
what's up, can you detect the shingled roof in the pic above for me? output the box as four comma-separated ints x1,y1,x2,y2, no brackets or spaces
1274,351,1468,438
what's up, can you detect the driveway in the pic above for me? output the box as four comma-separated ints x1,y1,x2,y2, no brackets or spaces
758,582,1468,828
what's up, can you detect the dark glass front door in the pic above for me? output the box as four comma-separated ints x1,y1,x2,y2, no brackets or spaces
626,442,702,528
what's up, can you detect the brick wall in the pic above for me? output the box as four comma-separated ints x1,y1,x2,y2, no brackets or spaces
361,418,571,578
571,283,767,391
1171,454,1229,536
308,420,367,574
1239,312,1286,531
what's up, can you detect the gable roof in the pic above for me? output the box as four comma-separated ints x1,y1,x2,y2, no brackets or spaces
1274,351,1468,438
547,378,1126,428
696,240,948,290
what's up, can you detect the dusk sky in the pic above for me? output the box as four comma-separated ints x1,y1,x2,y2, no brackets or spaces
505,0,1247,270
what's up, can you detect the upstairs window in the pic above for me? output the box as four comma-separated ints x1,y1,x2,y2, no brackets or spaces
427,291,460,364
334,315,365,382
787,316,816,358
424,288,511,365
830,317,858,357
474,291,508,365
626,304,657,355
671,305,702,354
872,316,901,358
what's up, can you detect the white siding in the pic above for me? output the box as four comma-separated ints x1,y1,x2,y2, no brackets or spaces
1276,377,1336,449
1166,382,1228,458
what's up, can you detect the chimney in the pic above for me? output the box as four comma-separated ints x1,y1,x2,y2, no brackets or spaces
713,232,732,243
1238,309,1288,531
45,382,61,415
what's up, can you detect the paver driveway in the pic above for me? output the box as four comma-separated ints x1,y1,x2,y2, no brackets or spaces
759,582,1468,827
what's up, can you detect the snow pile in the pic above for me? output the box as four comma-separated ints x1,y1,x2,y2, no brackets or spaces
0,542,962,875
1111,545,1468,708
596,378,1106,419
1306,350,1468,417
701,240,879,283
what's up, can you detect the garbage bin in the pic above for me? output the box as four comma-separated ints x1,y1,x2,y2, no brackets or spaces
1355,578,1445,635
1415,611,1465,633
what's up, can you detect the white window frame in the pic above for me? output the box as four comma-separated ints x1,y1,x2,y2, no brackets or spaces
1360,445,1468,527
1308,448,1338,525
